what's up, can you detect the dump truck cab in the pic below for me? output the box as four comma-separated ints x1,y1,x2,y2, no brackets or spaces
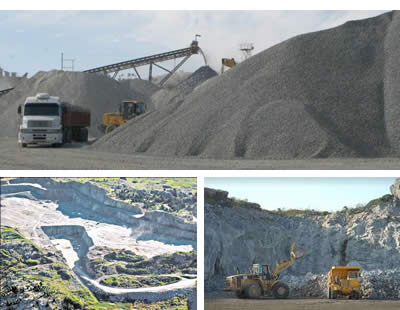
100,100,145,134
18,93,64,146
327,266,361,299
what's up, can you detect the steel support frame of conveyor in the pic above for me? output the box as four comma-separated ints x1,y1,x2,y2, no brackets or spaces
149,63,153,81
153,62,172,73
112,71,120,79
159,55,191,86
84,47,194,74
133,67,141,80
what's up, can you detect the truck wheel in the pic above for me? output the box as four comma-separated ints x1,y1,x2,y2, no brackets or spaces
272,282,289,299
327,287,332,299
80,128,89,142
105,124,119,134
332,290,338,299
20,143,27,148
63,128,72,144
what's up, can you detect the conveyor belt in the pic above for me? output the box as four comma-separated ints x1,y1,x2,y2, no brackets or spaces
84,42,199,76
0,87,14,96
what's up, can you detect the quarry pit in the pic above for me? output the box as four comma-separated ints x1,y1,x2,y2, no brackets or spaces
0,177,197,307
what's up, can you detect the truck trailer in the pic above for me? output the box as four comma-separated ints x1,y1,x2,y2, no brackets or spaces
17,93,90,147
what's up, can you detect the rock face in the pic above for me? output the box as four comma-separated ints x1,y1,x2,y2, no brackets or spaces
205,187,400,299
391,178,400,200
92,11,400,159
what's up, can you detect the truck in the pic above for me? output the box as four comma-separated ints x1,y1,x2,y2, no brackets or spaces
225,243,306,299
17,93,90,147
327,266,361,299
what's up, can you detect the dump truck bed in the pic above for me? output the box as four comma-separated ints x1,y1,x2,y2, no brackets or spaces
61,103,90,128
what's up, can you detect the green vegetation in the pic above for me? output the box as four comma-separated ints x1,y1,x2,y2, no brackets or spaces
0,225,25,241
100,274,181,288
340,194,394,215
127,177,196,191
1,225,188,309
89,296,187,310
208,189,395,217
104,249,144,263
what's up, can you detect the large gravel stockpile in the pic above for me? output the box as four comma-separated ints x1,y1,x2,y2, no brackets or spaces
0,71,158,137
204,184,400,299
149,66,217,110
93,11,400,159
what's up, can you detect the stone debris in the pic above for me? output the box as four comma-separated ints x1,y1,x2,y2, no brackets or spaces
205,181,400,299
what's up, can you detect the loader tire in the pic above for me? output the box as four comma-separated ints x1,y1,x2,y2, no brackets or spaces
327,287,332,299
244,284,262,299
235,290,244,298
105,124,119,134
332,290,338,299
272,282,290,299
351,291,360,300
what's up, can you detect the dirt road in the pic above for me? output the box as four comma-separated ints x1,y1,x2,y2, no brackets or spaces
205,294,400,310
1,137,399,170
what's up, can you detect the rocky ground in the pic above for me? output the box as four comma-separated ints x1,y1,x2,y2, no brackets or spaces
204,179,400,299
1,178,197,309
205,292,400,310
1,137,400,170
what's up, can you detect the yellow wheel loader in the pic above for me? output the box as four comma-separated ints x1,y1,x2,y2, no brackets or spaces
225,243,306,299
221,58,237,74
100,100,145,134
327,266,361,299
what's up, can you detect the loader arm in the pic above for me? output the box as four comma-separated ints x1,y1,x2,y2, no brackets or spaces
272,243,305,278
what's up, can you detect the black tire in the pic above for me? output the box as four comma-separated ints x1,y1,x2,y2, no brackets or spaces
351,291,360,300
79,128,89,142
20,143,27,148
235,290,244,298
327,287,332,299
105,123,119,134
244,284,262,299
332,290,338,299
63,128,72,144
71,127,81,141
272,282,290,299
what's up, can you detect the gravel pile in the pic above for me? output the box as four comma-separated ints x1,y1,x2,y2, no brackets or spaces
0,71,158,137
149,66,217,111
92,11,400,159
281,269,400,299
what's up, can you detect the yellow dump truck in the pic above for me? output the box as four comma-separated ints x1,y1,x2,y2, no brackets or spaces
327,266,361,299
100,100,145,134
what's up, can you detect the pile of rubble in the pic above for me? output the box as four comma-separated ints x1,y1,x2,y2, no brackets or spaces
110,181,197,217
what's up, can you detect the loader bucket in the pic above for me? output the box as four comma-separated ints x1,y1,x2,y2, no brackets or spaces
290,243,306,259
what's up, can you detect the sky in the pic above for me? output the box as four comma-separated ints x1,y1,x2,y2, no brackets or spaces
205,177,396,211
0,10,388,78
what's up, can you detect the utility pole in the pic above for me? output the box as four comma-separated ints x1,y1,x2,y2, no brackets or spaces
61,52,76,71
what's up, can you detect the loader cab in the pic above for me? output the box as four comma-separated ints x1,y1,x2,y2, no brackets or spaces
252,264,273,280
120,100,145,120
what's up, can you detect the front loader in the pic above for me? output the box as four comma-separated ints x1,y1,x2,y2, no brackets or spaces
225,243,306,299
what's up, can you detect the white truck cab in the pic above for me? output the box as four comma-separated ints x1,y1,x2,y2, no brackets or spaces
18,93,63,147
